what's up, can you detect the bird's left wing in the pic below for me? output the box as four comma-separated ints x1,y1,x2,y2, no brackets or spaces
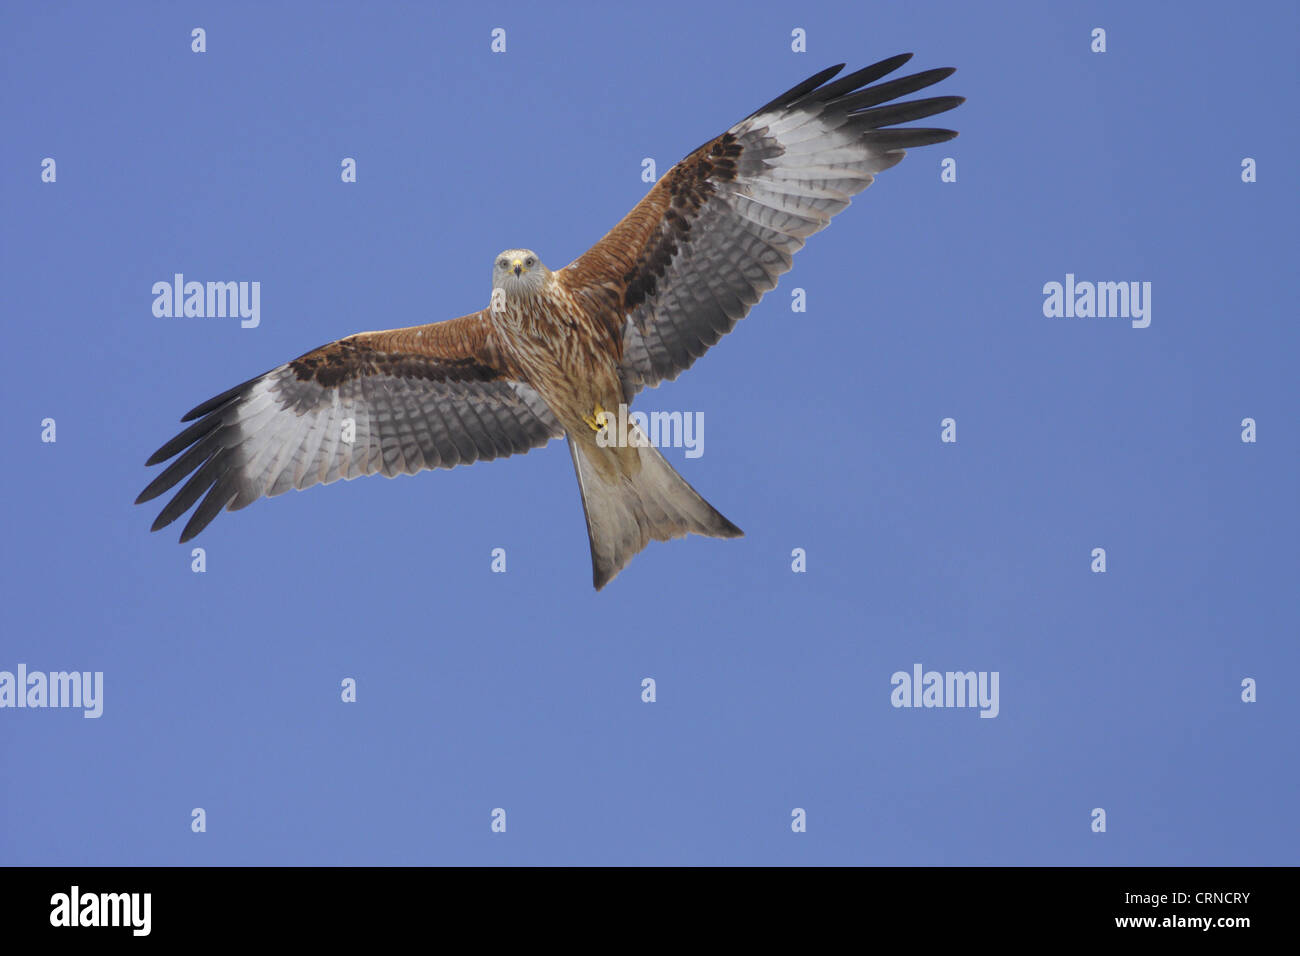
560,53,963,395
136,311,562,542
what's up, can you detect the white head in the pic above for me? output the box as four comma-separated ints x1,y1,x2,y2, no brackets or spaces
492,248,549,300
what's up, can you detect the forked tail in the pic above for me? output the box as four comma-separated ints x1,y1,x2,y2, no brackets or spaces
568,436,742,590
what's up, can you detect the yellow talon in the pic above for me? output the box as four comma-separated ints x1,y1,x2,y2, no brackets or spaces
585,404,609,432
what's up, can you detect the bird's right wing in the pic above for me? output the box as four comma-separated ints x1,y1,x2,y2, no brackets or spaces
136,310,562,542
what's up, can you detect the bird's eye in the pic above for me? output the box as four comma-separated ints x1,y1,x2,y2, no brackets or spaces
498,259,508,269
525,257,535,267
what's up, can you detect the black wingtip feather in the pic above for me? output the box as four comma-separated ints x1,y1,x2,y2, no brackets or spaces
181,375,257,422
834,67,959,115
179,478,238,543
747,63,844,117
860,127,960,149
137,433,223,504
144,414,216,467
748,53,932,120
808,53,915,103
848,95,967,129
148,452,225,532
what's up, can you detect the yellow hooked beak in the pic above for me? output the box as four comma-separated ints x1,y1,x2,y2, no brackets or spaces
512,259,525,277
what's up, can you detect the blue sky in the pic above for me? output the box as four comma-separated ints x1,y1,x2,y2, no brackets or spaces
1,0,1295,865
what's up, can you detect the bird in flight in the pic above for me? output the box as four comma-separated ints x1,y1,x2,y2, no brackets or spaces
137,53,962,589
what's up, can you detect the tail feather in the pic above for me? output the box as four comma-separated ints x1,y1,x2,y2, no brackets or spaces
568,437,742,590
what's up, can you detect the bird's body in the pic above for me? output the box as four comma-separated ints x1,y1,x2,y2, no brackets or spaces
137,54,963,588
489,249,743,577
490,263,624,458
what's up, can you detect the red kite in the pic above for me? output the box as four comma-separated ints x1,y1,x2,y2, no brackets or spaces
138,54,962,589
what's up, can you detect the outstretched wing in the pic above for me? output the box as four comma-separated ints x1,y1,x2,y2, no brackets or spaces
136,311,561,542
560,53,962,395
